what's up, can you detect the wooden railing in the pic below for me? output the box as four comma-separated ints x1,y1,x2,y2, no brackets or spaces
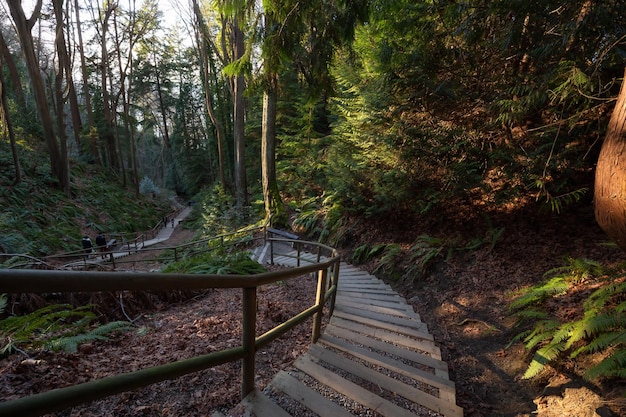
0,239,340,417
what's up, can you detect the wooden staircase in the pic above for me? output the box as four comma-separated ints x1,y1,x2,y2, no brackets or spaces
228,250,463,417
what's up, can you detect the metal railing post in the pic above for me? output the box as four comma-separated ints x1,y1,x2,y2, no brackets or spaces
241,286,257,399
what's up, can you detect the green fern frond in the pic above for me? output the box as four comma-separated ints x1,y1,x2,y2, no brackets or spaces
89,321,133,337
0,294,6,315
523,321,578,379
523,319,561,350
373,244,402,275
585,349,626,380
584,280,626,312
572,331,626,357
523,340,565,379
46,321,132,353
46,334,108,353
513,308,549,323
509,277,570,311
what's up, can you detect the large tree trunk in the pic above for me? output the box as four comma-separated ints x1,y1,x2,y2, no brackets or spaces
595,68,626,251
233,19,247,207
7,0,69,192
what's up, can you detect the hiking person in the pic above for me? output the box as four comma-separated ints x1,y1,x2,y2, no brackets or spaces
81,236,93,257
95,234,107,258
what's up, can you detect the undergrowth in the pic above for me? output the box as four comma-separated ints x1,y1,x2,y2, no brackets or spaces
0,139,170,256
509,257,626,382
0,294,131,356
161,250,266,275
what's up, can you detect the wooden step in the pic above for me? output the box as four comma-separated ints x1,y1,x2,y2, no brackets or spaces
231,251,463,417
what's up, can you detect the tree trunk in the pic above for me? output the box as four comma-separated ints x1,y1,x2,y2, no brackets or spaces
53,0,73,197
0,52,21,184
261,76,283,221
7,0,69,191
0,30,25,110
595,67,626,251
100,3,119,170
74,0,99,164
194,0,227,190
233,19,247,207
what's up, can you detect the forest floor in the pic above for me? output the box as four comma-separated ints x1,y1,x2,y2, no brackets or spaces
357,203,626,417
2,204,626,416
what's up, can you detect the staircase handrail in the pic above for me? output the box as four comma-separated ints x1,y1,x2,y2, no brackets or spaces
0,238,339,417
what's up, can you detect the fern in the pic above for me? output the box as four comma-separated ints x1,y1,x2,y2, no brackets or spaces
373,244,402,276
163,251,267,275
510,258,626,382
0,304,131,356
46,321,133,353
585,350,626,380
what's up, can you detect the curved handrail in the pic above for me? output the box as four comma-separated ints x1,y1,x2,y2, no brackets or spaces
40,217,272,268
0,238,340,417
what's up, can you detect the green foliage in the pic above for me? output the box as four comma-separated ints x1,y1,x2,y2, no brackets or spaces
403,235,448,284
292,194,344,244
188,185,260,239
161,250,266,275
0,137,169,256
509,258,626,382
530,175,588,214
0,300,131,356
139,176,161,195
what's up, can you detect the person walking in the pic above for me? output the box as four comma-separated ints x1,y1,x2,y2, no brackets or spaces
81,236,94,258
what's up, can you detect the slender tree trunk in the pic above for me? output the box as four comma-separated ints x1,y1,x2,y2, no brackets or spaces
53,0,71,196
261,75,282,220
595,67,626,252
74,0,99,164
0,53,21,184
7,0,69,192
233,19,247,207
0,31,25,110
100,3,119,170
194,0,227,190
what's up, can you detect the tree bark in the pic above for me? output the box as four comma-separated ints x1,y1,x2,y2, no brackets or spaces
53,0,73,196
194,0,227,190
233,19,247,207
7,0,69,191
0,30,25,110
0,51,21,184
74,0,99,164
261,75,282,221
99,2,119,170
594,67,626,251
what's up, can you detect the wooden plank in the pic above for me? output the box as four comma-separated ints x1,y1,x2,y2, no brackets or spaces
319,334,456,402
324,324,446,372
336,291,403,302
330,316,437,354
271,371,354,417
239,389,291,417
337,298,421,320
294,354,419,417
307,345,464,417
333,310,431,337
336,295,414,312
338,285,395,293
335,306,426,332
339,280,391,288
